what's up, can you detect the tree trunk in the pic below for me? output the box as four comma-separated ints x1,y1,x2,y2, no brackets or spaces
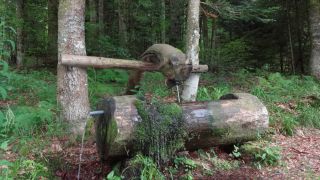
169,0,185,46
16,0,24,68
95,93,269,160
47,0,58,65
89,0,97,23
181,0,201,102
118,0,128,47
98,0,104,36
309,0,320,79
161,0,166,43
98,0,104,56
57,0,90,135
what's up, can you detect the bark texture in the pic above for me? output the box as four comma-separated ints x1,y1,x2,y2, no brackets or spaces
16,0,24,68
47,0,58,65
161,0,166,43
61,54,208,73
118,0,128,47
95,93,269,160
181,0,201,102
310,0,320,79
57,0,90,135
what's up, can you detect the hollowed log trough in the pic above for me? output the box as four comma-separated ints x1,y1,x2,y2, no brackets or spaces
95,93,269,161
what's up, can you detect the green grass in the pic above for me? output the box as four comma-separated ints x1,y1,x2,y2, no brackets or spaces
1,66,320,179
200,70,320,135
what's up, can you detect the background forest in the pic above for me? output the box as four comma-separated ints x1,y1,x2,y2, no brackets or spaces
1,0,320,179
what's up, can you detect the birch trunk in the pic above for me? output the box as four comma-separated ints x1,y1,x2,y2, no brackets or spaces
16,0,24,68
57,0,90,135
310,0,320,79
181,0,201,102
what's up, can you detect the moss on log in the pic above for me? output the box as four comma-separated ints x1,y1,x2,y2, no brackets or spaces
95,93,269,160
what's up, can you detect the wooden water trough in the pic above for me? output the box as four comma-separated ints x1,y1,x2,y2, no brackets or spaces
95,93,269,160
60,44,269,161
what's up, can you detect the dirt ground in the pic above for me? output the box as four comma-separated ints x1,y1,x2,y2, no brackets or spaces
51,127,320,179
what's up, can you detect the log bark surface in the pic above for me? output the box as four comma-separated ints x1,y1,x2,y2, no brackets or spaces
95,93,269,160
61,54,208,73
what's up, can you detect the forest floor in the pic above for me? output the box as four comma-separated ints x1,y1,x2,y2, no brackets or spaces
1,70,320,179
45,127,320,179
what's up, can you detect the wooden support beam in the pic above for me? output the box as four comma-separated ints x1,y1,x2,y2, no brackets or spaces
60,54,208,73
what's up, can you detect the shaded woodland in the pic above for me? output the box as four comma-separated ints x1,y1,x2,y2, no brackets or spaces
1,0,320,179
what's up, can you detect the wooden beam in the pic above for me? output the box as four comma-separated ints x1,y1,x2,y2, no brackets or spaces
61,54,208,73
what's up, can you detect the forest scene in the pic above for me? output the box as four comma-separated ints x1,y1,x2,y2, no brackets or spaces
1,0,320,179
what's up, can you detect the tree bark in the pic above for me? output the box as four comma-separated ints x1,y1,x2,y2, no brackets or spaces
61,54,208,73
169,0,185,46
118,0,128,47
161,0,166,43
47,0,58,65
95,93,269,160
16,0,24,68
181,0,201,102
89,0,97,23
310,0,320,79
57,0,90,135
98,0,104,36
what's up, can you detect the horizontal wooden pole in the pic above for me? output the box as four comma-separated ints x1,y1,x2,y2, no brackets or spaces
61,54,208,73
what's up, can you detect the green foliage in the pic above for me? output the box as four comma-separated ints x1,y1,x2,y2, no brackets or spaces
0,158,48,180
241,141,281,169
122,154,165,180
231,145,242,158
135,98,186,167
251,72,320,132
88,68,128,105
174,157,197,172
0,17,15,62
106,170,122,180
197,85,231,101
138,72,171,98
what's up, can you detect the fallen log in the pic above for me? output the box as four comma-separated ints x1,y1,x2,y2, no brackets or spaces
60,54,208,73
95,93,269,160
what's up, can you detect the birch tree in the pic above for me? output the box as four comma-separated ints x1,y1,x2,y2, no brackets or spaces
181,0,201,102
57,0,90,135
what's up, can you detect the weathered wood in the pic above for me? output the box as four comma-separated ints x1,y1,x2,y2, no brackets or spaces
95,93,269,160
61,54,208,73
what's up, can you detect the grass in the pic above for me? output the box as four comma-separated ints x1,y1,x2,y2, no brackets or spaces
1,66,320,179
198,70,320,135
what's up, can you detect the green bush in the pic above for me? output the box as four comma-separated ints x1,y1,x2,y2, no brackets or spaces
241,141,281,169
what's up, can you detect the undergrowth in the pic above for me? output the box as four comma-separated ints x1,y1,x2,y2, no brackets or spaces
135,98,186,167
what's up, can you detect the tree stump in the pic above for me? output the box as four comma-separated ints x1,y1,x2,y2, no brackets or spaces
95,93,269,160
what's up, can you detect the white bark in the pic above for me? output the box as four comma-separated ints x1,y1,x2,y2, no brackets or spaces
57,0,90,135
181,0,201,102
310,1,320,79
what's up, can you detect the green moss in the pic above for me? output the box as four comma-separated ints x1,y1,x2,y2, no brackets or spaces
211,127,230,138
134,98,186,167
106,119,118,145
